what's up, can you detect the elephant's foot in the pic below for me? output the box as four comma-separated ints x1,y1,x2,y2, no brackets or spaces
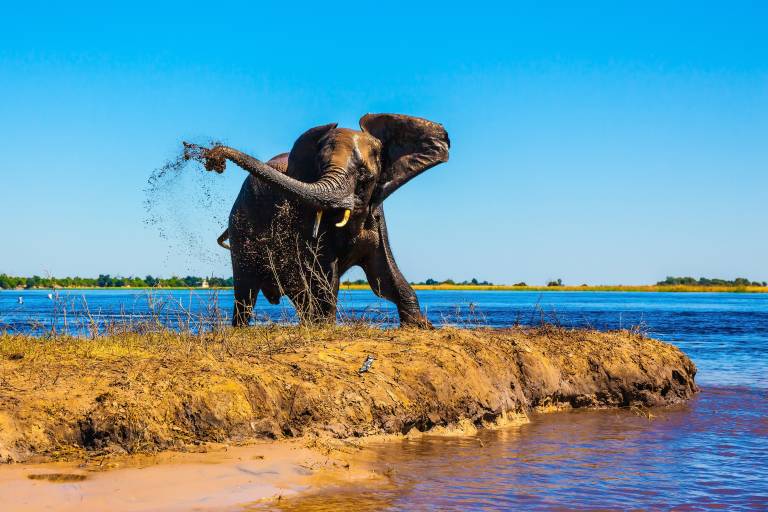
232,299,254,327
297,308,338,326
232,314,250,328
299,317,337,327
399,313,434,329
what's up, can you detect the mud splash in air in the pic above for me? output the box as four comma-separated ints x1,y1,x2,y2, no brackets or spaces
143,141,229,271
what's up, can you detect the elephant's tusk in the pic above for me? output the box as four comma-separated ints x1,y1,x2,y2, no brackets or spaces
312,210,323,238
335,209,351,228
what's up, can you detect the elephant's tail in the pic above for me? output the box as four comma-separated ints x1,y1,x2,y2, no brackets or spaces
217,229,230,250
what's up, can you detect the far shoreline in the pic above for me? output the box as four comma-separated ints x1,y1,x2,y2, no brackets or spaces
3,285,768,293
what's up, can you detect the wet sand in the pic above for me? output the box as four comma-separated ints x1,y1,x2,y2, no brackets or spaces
0,439,382,511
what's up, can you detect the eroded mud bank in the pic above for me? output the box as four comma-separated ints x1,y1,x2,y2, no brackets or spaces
0,326,697,463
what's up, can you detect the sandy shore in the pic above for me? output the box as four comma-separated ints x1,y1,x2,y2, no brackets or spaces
0,438,390,511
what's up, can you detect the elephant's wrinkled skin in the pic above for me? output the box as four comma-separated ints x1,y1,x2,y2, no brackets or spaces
184,114,449,327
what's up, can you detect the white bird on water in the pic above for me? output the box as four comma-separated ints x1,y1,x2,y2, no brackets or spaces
47,293,53,300
18,296,23,304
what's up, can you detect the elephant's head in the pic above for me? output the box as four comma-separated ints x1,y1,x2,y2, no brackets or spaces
281,114,450,233
187,114,449,236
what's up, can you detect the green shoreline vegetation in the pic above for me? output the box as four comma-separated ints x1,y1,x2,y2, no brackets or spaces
1,274,766,293
0,274,233,290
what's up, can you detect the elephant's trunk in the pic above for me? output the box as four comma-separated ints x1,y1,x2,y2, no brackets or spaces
187,143,356,211
234,151,354,210
284,165,355,211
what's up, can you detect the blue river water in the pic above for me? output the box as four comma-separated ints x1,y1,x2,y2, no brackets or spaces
2,289,767,509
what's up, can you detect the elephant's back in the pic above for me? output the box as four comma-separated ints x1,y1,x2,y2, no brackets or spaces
230,151,290,222
229,175,287,234
267,152,289,173
228,172,309,265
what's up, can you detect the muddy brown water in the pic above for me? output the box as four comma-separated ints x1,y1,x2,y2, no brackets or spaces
263,387,767,510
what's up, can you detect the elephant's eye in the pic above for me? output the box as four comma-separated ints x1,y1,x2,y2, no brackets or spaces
358,165,374,181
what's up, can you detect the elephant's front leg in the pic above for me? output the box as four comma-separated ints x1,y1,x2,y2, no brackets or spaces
360,211,432,328
290,257,340,325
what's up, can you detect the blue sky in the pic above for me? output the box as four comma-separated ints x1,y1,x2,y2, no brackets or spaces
1,1,766,284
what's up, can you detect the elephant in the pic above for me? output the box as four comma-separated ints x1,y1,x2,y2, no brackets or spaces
183,113,450,327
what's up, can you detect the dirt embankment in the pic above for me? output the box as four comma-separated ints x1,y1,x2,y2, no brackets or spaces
0,326,697,463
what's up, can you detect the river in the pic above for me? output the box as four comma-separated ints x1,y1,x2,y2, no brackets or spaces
2,290,767,509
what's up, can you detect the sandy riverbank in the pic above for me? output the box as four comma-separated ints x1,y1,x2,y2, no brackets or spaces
0,325,697,465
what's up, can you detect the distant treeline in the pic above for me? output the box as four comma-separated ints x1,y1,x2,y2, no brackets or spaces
3,273,765,290
656,276,767,287
343,278,494,286
0,274,234,289
3,274,493,289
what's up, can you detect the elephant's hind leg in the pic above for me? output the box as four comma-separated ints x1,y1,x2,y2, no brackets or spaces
232,267,260,327
233,289,258,327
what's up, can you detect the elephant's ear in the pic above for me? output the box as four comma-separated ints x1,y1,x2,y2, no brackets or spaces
287,123,338,179
360,113,450,205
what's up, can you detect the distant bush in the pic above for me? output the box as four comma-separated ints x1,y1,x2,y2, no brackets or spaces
410,277,493,286
547,279,563,287
341,279,368,285
657,276,767,287
513,282,527,287
457,278,492,286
